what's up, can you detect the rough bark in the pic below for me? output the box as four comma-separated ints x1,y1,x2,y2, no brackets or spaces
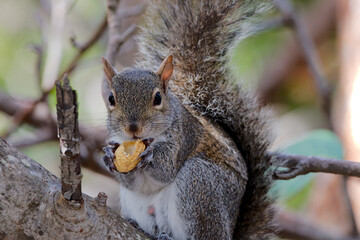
56,77,83,203
0,138,150,240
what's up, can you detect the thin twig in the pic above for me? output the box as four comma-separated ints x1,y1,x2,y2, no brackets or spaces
273,153,360,180
1,15,109,139
61,15,108,78
0,90,53,128
1,102,34,139
272,0,332,117
113,24,137,57
116,3,145,19
102,0,140,101
1,97,47,139
29,44,44,88
0,90,110,177
258,0,336,102
63,3,144,78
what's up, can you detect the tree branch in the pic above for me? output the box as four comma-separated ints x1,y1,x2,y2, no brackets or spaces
11,127,56,148
0,76,148,238
273,0,332,117
342,176,360,237
28,43,44,88
0,89,110,177
0,90,54,129
276,210,359,240
0,138,150,239
116,3,145,19
64,16,108,77
1,13,109,140
258,0,336,102
273,153,360,180
0,96,51,139
101,0,140,104
272,1,359,234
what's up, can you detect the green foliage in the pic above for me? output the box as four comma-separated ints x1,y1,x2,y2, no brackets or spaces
272,129,344,210
230,27,287,88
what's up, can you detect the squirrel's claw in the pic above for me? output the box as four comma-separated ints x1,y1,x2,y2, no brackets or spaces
108,140,120,149
141,138,154,148
102,154,115,172
102,141,119,172
136,144,154,169
157,231,173,240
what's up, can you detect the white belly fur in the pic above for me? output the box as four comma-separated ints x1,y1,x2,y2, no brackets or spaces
119,179,187,240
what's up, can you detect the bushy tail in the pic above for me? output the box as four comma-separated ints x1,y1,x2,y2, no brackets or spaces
136,0,275,239
203,87,275,239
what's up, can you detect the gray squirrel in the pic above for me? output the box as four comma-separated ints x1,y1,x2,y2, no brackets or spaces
101,0,275,239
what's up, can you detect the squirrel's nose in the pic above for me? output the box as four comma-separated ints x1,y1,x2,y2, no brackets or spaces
125,122,142,134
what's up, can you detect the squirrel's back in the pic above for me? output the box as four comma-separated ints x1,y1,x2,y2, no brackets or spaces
136,0,275,239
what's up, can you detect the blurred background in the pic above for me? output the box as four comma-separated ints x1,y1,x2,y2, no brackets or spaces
0,0,359,239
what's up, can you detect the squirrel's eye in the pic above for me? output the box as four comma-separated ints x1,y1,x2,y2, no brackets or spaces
108,93,115,106
153,91,162,106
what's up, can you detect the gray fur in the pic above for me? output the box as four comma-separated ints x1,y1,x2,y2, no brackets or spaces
105,0,276,239
135,0,276,239
106,69,248,239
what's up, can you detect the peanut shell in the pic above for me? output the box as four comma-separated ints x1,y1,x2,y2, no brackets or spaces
114,139,146,173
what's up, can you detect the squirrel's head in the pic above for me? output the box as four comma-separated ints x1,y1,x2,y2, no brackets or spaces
102,56,174,142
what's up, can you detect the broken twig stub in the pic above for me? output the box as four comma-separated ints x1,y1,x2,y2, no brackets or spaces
56,75,82,204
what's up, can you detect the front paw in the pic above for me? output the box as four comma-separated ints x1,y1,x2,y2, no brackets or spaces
157,231,173,240
102,141,119,172
136,138,154,169
137,145,154,169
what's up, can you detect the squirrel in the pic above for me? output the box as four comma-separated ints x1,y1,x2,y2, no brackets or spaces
101,0,275,239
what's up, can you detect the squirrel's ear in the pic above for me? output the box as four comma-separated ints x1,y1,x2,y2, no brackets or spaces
101,57,118,85
157,55,173,93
